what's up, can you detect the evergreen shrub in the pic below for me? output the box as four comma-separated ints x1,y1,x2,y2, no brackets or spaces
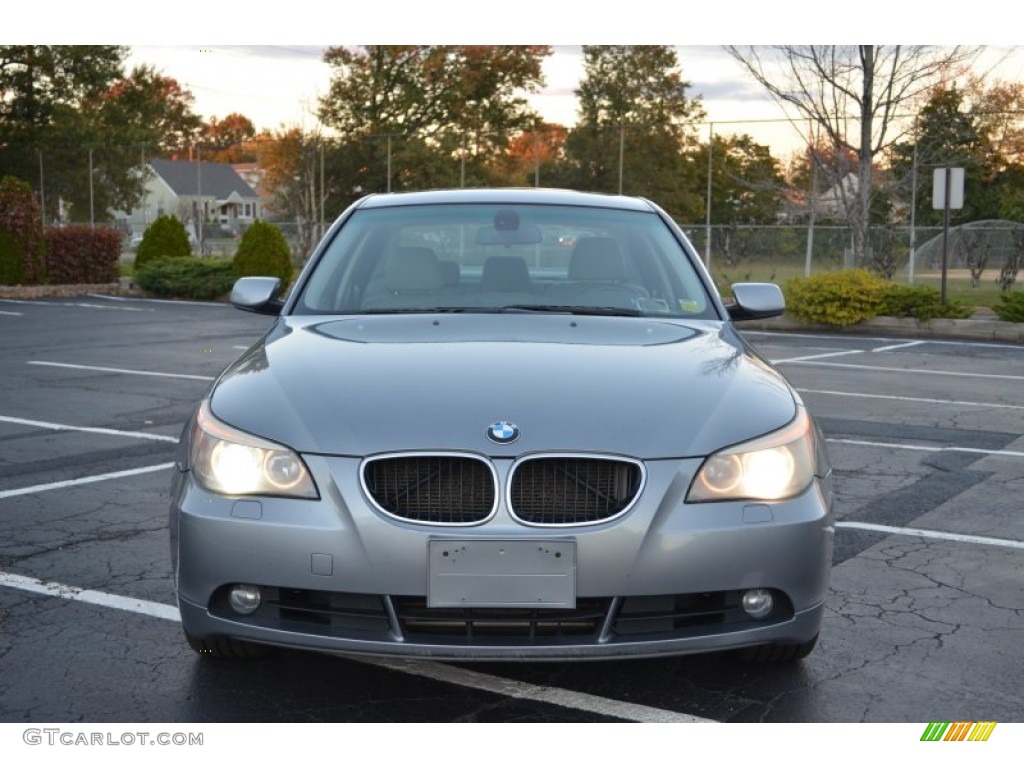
135,215,192,268
233,220,292,288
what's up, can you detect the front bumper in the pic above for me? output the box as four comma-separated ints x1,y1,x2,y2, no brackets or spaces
170,455,833,660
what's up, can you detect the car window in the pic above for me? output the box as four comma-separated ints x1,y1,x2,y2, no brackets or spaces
295,203,714,318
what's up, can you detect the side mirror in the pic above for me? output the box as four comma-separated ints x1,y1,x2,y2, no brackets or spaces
230,277,283,315
727,283,785,321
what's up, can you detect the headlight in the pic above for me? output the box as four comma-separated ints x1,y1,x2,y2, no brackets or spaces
687,408,817,502
189,401,318,498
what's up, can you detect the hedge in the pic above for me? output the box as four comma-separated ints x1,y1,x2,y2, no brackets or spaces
45,225,121,284
0,176,46,285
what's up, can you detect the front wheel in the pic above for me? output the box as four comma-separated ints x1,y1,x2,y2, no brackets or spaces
184,630,274,660
735,634,818,663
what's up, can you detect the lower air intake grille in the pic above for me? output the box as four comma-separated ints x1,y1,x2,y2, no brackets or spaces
363,455,495,524
393,597,610,642
509,457,643,525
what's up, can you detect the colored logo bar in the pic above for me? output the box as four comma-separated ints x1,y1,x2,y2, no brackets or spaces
921,722,997,742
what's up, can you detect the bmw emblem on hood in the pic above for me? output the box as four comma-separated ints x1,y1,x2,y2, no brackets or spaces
487,420,520,444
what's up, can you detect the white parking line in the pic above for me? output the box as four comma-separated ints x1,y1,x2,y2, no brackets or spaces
0,310,23,316
86,293,226,308
0,571,181,621
780,360,1024,381
800,389,1024,411
0,462,175,500
56,301,152,312
0,414,179,443
772,350,865,363
28,361,215,381
870,340,926,353
836,522,1024,550
743,330,1024,351
360,657,711,723
0,570,711,724
827,438,1024,458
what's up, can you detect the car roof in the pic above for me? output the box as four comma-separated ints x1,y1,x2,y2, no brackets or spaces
354,188,657,211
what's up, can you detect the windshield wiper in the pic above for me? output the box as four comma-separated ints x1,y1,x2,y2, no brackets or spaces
501,304,644,317
357,307,504,314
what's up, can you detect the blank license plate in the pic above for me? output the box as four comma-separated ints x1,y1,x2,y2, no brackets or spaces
427,540,576,608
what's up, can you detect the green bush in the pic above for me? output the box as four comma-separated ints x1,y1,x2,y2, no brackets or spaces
994,291,1024,323
233,219,292,288
134,257,235,300
45,225,121,284
135,215,192,268
784,269,888,326
879,284,972,321
0,175,46,285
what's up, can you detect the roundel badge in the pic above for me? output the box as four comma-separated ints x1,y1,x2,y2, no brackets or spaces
487,420,520,444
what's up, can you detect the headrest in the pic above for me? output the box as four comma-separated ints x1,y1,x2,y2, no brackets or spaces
569,237,627,281
385,247,443,291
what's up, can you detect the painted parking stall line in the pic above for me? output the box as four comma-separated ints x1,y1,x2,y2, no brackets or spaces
0,570,181,621
28,360,215,381
0,462,175,500
827,437,1024,459
799,389,1024,411
744,330,1024,352
0,414,179,443
778,360,1024,381
837,522,1024,551
0,570,710,724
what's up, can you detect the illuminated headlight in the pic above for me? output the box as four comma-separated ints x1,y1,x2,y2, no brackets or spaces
687,408,817,502
190,401,318,498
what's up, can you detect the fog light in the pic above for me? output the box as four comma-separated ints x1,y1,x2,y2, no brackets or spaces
228,584,262,615
741,589,774,620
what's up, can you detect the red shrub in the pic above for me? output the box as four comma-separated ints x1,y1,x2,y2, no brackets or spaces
45,226,122,284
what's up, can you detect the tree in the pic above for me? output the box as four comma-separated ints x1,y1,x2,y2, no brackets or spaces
257,127,332,263
890,86,990,227
0,48,202,222
557,46,705,220
692,133,785,267
727,45,981,270
490,122,567,186
0,46,124,219
201,113,258,163
318,46,550,192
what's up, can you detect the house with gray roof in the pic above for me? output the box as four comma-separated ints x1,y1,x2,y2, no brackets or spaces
118,158,263,240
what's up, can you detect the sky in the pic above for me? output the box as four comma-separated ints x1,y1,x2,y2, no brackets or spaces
15,1,1024,162
121,44,1024,162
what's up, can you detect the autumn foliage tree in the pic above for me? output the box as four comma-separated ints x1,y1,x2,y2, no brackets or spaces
318,46,551,192
201,113,258,163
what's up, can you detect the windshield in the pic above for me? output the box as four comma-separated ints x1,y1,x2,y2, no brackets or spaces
294,203,716,318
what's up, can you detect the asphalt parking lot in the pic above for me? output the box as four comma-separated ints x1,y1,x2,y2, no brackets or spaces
0,294,1021,723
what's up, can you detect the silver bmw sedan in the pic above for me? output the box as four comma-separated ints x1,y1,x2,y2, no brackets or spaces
170,188,833,663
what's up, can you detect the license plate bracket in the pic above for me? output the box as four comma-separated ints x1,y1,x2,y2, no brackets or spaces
427,539,576,608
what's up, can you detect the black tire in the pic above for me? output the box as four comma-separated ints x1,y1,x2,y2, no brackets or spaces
735,633,818,663
184,630,274,660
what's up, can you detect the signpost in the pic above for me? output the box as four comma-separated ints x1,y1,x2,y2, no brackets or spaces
933,168,964,305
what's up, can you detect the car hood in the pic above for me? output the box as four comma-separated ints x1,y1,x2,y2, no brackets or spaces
210,314,796,458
